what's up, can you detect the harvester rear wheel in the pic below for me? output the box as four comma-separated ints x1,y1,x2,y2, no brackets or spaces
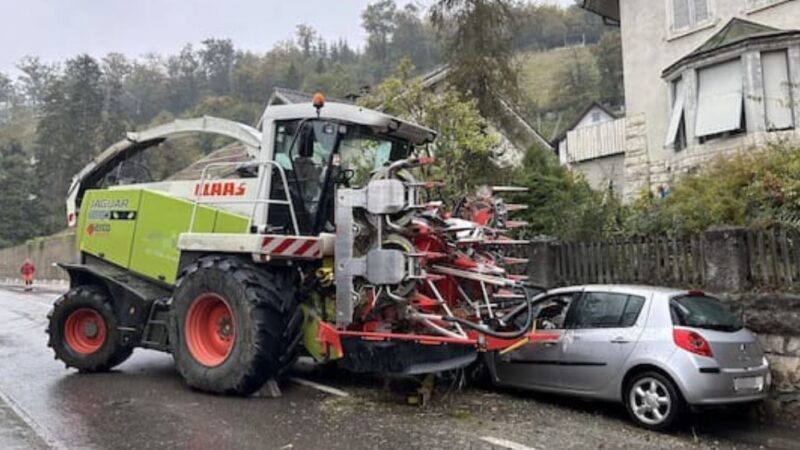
47,286,133,372
170,256,301,395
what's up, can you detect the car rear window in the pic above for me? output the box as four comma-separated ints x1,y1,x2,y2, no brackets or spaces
670,295,743,332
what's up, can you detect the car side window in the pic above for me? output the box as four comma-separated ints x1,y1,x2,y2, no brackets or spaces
512,293,578,330
620,295,646,327
570,292,645,329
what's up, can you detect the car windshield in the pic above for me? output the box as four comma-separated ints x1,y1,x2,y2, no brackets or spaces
338,126,412,187
670,294,743,332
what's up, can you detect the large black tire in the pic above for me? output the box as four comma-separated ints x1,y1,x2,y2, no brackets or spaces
47,286,133,372
624,371,686,431
169,256,302,395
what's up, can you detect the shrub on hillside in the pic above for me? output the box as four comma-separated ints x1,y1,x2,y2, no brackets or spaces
624,143,800,235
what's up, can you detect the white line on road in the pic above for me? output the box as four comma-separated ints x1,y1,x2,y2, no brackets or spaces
288,376,349,397
0,386,62,449
479,436,540,450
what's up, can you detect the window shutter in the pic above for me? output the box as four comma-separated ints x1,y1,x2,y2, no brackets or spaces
762,50,794,130
673,0,691,30
665,78,686,147
693,0,709,23
695,59,745,137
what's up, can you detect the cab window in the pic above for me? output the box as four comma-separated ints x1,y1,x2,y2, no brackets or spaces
338,127,411,187
273,120,338,219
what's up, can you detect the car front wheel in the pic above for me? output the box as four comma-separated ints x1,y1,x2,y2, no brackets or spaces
624,371,685,431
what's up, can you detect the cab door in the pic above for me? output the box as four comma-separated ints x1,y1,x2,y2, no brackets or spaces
558,291,648,393
493,291,581,389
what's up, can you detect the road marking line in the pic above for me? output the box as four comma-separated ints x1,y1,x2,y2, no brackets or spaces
288,377,349,397
479,436,540,450
0,386,62,449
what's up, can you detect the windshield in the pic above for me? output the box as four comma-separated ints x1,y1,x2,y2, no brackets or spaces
338,126,412,186
670,295,743,332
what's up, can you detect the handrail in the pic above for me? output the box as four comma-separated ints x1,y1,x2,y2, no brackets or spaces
188,161,300,236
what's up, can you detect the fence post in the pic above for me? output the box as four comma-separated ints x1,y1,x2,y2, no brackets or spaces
528,237,558,288
703,226,749,292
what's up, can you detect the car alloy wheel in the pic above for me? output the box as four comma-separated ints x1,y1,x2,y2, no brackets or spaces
629,376,672,426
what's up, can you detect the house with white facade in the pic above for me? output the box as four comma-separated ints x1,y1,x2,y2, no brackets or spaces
582,0,800,200
554,101,626,192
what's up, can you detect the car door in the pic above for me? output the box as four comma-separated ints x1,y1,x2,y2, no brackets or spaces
558,291,648,393
493,291,581,389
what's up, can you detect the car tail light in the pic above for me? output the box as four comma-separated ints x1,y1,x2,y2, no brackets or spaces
673,328,713,357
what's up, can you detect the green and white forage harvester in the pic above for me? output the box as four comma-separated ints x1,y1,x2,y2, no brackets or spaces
48,93,557,394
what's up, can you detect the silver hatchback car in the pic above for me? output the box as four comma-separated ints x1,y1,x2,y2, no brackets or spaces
483,285,771,430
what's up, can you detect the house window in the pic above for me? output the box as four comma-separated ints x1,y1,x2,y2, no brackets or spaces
695,59,746,140
671,0,712,33
665,77,687,150
762,50,794,131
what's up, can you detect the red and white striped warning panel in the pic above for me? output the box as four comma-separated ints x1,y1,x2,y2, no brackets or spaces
261,236,322,259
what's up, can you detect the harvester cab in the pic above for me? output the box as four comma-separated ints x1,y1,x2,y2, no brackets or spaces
49,93,557,395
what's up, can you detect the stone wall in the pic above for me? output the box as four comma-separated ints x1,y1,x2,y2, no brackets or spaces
0,232,77,281
717,293,800,420
621,113,650,201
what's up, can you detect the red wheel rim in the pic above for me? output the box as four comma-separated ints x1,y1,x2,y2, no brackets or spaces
64,308,107,355
185,293,235,367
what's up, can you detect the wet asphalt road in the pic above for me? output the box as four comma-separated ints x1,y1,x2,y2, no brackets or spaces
0,287,798,450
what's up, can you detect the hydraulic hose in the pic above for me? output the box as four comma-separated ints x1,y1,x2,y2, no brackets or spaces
440,286,534,340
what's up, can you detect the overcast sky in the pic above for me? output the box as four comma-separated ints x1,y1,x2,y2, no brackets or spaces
0,0,575,74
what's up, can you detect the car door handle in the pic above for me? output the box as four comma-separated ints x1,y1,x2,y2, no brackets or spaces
610,337,631,344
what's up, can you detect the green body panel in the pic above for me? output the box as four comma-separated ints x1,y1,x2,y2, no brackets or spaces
78,190,142,268
78,188,249,285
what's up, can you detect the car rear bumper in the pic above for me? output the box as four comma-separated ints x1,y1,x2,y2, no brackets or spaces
668,351,771,405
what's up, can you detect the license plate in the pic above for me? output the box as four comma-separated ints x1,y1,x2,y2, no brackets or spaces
734,376,764,392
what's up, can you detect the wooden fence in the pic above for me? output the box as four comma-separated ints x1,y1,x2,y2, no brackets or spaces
744,227,800,287
547,226,800,290
553,234,706,287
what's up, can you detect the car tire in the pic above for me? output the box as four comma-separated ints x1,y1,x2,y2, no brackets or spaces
624,371,685,431
47,286,133,372
170,256,301,396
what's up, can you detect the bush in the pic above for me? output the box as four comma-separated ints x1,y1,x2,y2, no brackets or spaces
624,143,800,235
511,147,621,240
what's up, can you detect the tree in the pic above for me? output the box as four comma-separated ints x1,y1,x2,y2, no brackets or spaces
0,73,17,125
165,44,202,112
386,4,440,72
199,38,235,95
34,54,104,233
283,62,302,90
362,0,397,77
0,141,42,248
16,56,58,107
124,56,168,122
360,59,499,198
431,0,519,112
296,24,318,58
592,31,625,107
554,49,600,116
97,53,132,150
510,147,619,240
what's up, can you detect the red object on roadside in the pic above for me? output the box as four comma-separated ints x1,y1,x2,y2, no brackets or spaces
20,260,35,285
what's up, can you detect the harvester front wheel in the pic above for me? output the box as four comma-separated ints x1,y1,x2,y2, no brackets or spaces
47,286,133,372
170,256,301,395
